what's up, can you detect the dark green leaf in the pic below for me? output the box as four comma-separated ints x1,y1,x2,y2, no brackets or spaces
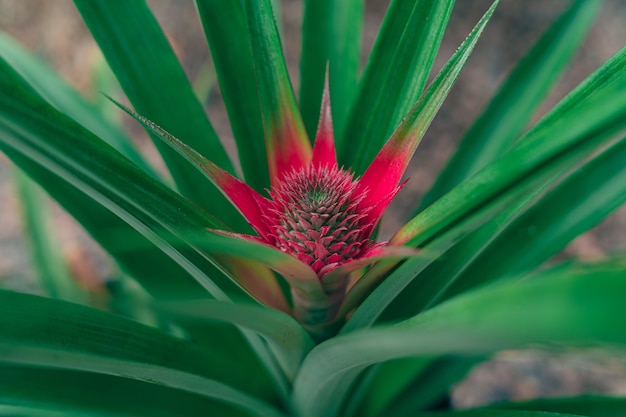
0,289,277,404
417,410,585,417
442,133,626,301
0,364,256,417
498,396,626,417
161,299,314,381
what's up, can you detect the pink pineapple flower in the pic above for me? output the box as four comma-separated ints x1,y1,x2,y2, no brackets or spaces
202,81,418,330
114,78,420,336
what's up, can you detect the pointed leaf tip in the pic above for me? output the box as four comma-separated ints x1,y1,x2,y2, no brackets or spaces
311,71,337,169
105,94,272,236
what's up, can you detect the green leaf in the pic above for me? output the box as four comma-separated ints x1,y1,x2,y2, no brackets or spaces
337,0,500,320
344,46,626,331
393,74,626,248
11,168,84,303
160,299,314,381
292,261,626,417
355,356,478,417
417,410,585,417
0,61,294,397
0,32,153,175
242,0,312,184
383,128,626,321
497,396,626,417
73,0,246,230
0,61,251,301
299,0,363,141
339,0,455,172
0,289,277,405
419,0,602,210
441,132,626,301
195,0,270,191
0,364,257,417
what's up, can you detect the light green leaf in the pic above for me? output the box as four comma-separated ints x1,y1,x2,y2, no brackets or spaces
420,0,602,209
0,32,153,175
339,0,455,172
11,168,84,303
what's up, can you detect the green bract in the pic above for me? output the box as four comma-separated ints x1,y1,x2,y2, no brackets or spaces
1,0,626,416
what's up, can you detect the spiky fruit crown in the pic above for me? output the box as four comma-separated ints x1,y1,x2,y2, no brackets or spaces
266,165,376,278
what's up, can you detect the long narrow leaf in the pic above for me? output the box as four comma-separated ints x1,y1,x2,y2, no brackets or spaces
0,289,276,402
0,33,154,176
299,0,363,140
442,132,626,300
12,169,84,303
0,62,251,301
242,0,312,185
339,0,455,172
392,76,626,248
419,0,601,209
0,364,256,417
73,0,246,230
195,0,269,191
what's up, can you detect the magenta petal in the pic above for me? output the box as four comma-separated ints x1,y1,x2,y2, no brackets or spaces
208,165,273,237
361,179,408,237
311,74,338,169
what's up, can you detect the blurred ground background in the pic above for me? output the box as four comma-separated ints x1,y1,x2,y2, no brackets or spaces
0,0,625,409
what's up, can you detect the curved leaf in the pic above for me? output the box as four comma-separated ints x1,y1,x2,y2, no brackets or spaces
0,364,255,417
0,289,276,402
0,61,250,301
293,261,626,417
